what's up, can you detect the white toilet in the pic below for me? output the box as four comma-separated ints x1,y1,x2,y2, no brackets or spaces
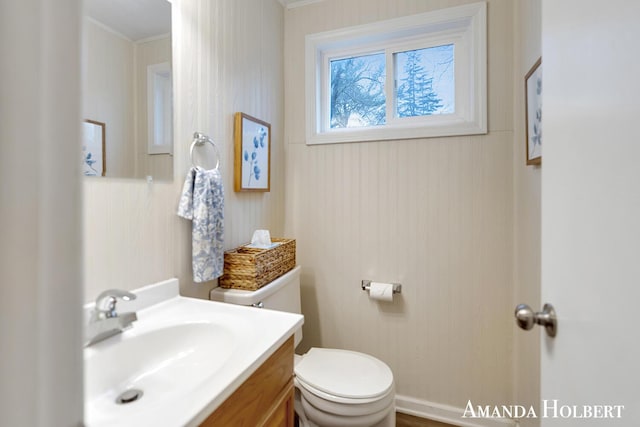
210,266,395,427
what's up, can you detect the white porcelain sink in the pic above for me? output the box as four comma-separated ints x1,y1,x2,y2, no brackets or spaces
83,279,303,427
85,322,236,414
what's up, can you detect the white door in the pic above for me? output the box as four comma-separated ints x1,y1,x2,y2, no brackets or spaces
539,0,640,424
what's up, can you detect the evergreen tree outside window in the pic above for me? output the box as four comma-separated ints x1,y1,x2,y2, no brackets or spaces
395,44,454,118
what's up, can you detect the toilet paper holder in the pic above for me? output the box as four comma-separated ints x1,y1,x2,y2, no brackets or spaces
361,280,402,294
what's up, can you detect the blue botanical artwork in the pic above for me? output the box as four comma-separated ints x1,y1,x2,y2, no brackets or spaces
525,60,542,164
240,115,269,190
82,121,105,176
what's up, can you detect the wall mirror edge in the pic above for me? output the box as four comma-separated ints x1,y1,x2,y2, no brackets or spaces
82,0,174,182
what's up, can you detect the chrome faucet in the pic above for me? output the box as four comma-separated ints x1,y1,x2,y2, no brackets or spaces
85,289,138,347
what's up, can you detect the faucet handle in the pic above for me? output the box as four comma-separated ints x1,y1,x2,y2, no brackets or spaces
94,289,136,319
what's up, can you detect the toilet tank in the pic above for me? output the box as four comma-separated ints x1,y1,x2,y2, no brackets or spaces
210,266,303,347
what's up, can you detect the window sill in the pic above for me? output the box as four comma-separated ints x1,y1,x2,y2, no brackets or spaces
306,115,487,145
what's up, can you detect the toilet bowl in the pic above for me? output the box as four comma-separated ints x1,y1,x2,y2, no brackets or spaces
210,266,396,427
294,348,395,427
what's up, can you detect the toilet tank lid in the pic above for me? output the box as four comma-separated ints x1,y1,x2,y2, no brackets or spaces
209,266,301,305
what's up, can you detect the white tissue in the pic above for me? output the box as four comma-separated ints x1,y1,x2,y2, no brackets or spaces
247,229,276,249
369,282,394,302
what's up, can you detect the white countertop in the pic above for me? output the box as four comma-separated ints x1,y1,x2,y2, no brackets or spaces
84,279,303,427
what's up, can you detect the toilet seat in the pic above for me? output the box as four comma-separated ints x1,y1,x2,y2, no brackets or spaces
296,376,395,416
294,348,394,403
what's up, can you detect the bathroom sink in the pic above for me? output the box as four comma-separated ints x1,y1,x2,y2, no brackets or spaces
85,322,236,419
83,279,303,427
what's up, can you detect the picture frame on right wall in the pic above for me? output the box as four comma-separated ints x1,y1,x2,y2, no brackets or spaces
525,57,542,165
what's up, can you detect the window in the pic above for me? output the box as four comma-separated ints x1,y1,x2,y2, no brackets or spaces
395,44,455,118
147,62,173,155
305,2,486,145
330,53,386,128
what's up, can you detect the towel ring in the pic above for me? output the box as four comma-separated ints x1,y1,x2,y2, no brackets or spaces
190,132,220,170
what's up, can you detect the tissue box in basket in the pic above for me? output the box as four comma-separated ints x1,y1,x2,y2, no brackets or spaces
219,238,296,290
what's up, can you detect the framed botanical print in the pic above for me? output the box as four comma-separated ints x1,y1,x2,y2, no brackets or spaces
525,58,542,165
82,119,106,176
234,113,271,192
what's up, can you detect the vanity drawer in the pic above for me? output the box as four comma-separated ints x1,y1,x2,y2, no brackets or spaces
200,336,294,427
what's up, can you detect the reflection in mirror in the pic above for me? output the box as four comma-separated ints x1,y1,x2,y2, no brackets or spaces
82,120,106,176
83,0,173,181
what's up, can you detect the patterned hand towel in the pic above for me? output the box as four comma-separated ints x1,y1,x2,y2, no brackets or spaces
177,167,224,282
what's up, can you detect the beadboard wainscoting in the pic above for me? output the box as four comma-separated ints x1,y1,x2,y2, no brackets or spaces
83,0,286,301
84,18,136,178
284,0,515,414
134,35,173,181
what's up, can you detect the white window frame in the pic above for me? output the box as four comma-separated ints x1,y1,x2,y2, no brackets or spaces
305,2,486,145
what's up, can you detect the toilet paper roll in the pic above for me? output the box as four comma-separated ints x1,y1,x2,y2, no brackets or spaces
369,282,394,302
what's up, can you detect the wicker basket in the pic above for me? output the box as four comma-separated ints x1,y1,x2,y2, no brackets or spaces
219,238,296,290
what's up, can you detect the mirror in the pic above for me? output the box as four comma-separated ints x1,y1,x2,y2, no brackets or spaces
83,0,173,181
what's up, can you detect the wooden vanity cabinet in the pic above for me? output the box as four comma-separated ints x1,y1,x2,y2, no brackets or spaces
200,336,295,427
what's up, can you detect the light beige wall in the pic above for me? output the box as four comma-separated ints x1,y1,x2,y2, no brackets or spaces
134,35,173,181
513,1,541,425
84,19,135,177
84,0,285,302
1,0,83,424
284,0,514,410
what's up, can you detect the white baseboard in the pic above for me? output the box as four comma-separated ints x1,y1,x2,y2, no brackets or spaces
395,395,518,427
